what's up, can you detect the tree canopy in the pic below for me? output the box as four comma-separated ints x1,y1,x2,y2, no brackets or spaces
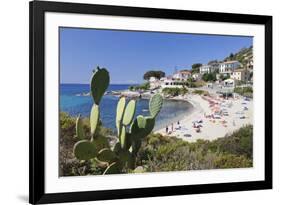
191,63,202,74
208,60,218,65
202,72,216,82
143,70,165,80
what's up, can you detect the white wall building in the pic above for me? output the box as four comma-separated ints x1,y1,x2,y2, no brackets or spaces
148,76,161,89
192,73,202,81
161,77,187,88
199,64,219,74
230,69,249,81
219,61,242,75
172,70,192,81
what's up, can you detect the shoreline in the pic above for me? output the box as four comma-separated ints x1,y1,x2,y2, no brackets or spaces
154,93,253,142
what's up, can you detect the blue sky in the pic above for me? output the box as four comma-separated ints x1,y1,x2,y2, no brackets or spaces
60,27,252,84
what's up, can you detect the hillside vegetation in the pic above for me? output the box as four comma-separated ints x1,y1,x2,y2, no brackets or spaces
224,46,253,67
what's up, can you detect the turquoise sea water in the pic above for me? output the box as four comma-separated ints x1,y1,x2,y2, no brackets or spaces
60,84,193,131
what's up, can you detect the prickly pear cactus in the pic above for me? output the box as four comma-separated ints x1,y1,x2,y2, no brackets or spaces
122,99,136,126
90,104,99,136
130,115,155,139
73,67,163,175
116,97,126,136
149,93,163,118
97,148,117,164
103,162,120,174
120,125,127,149
75,115,85,140
73,140,97,160
90,67,109,105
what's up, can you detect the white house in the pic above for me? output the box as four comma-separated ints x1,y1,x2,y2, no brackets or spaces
199,64,219,74
192,73,202,81
172,70,192,81
231,69,249,81
161,77,188,89
219,61,242,75
148,77,161,89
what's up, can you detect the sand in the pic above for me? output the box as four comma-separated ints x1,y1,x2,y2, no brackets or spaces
155,94,253,142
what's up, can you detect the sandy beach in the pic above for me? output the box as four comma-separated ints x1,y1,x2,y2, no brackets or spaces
155,93,253,142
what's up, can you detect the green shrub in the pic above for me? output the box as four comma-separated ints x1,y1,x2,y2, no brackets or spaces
202,72,216,82
192,89,209,96
214,154,252,168
193,80,206,88
162,87,188,97
184,75,205,87
136,125,253,172
211,125,253,158
234,86,253,97
129,82,150,91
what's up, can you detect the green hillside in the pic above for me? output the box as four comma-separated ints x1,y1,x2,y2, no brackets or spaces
223,46,253,67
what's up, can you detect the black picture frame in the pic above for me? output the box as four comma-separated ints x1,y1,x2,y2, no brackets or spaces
29,0,272,204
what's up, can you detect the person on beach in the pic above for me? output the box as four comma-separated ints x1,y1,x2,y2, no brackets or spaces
165,126,168,134
177,121,181,129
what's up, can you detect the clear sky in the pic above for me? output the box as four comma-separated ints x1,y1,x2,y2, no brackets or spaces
60,27,252,84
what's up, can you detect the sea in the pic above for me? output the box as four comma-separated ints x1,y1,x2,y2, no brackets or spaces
60,84,193,132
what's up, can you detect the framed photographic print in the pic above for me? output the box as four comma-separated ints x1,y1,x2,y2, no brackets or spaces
29,0,272,204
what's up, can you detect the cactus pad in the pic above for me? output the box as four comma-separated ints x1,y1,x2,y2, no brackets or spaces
93,135,109,151
130,115,145,137
94,158,109,168
90,67,110,105
75,115,85,140
149,94,163,118
131,138,141,156
90,104,99,135
103,162,120,175
120,125,126,148
116,97,126,136
73,140,97,160
122,99,136,126
118,150,134,169
113,142,122,154
143,116,155,136
97,148,117,163
130,115,155,139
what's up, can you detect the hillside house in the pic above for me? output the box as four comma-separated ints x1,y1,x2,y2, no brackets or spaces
172,70,192,81
230,69,249,82
219,60,242,75
199,64,219,74
160,76,188,88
